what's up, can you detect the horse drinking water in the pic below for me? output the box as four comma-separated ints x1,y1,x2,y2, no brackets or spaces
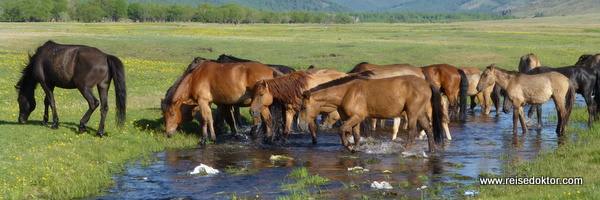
161,57,279,144
15,40,126,137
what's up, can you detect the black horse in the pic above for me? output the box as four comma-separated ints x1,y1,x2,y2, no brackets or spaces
15,40,126,137
503,65,600,126
217,54,296,74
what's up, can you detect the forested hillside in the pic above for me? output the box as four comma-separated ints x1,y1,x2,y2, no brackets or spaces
126,0,353,12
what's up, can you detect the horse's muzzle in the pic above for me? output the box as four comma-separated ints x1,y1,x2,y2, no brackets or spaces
18,115,28,124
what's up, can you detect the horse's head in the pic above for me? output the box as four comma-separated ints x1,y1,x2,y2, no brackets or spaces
298,91,322,132
186,57,211,72
15,85,36,124
575,54,593,66
477,64,496,92
162,98,184,137
250,80,274,118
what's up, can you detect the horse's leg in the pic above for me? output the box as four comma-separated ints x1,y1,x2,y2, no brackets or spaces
379,119,386,129
339,115,362,152
198,102,214,145
370,118,377,131
42,86,55,125
583,92,596,126
308,117,318,144
39,82,60,129
417,114,436,152
513,105,522,134
552,97,567,135
95,83,110,137
78,87,100,134
283,108,296,143
476,92,485,113
260,107,273,142
404,115,419,152
392,117,400,140
469,95,477,111
535,105,543,128
518,105,528,133
352,124,361,152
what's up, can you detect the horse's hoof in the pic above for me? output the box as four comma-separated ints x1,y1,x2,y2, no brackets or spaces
95,133,105,138
51,124,59,129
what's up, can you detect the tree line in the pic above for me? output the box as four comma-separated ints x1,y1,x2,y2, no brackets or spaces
0,0,514,23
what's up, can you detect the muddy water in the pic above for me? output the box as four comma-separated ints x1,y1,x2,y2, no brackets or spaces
87,99,585,200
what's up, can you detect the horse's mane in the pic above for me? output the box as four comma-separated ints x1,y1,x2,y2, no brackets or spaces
15,54,37,92
490,65,521,76
256,71,310,104
347,62,370,73
161,58,208,112
218,54,252,62
308,70,374,93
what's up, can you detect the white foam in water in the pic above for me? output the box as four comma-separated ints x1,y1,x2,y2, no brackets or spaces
190,164,220,175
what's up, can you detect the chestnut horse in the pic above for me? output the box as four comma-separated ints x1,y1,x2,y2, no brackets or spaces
477,64,575,135
420,64,468,121
15,40,126,137
348,62,425,78
250,70,348,143
299,74,445,153
161,57,279,144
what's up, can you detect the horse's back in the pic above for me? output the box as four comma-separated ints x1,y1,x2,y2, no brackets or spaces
359,76,431,117
518,53,541,73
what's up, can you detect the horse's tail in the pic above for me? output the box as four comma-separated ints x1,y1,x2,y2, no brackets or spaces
564,80,576,129
107,55,127,128
594,69,600,118
458,68,469,122
429,84,445,143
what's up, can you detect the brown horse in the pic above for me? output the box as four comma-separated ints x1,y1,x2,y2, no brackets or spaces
15,40,126,137
420,64,468,121
299,74,445,153
518,53,541,73
460,67,500,115
347,62,426,129
161,57,278,144
575,54,600,70
348,62,425,78
476,64,575,135
250,70,348,143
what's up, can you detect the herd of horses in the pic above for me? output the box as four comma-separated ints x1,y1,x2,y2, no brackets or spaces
15,40,600,153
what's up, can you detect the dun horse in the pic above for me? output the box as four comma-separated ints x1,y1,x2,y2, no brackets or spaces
477,64,575,135
299,73,445,153
460,67,501,115
15,40,126,137
161,57,279,144
505,65,600,126
518,53,541,73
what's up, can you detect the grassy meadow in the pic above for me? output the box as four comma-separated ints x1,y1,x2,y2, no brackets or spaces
1,14,600,199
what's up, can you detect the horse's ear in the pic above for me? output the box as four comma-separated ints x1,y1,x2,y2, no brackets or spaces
302,91,311,99
488,64,495,70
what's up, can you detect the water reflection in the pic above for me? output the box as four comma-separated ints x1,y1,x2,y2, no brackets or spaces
85,99,584,200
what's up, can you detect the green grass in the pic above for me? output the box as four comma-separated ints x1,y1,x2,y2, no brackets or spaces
1,15,600,199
